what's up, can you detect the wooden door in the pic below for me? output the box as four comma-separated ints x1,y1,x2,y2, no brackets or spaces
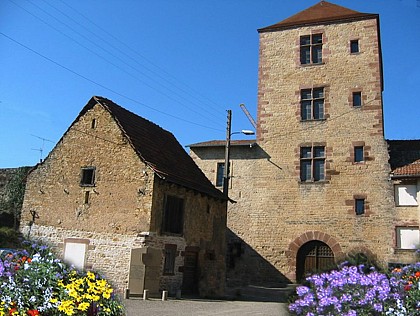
296,241,334,282
182,249,199,295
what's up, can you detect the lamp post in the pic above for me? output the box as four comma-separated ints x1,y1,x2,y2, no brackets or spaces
223,109,254,199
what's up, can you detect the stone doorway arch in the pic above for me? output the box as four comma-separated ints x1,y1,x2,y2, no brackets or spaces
286,231,345,282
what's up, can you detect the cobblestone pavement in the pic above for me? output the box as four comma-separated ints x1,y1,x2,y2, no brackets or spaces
123,298,289,316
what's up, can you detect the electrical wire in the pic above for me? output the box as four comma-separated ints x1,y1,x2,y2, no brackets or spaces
9,0,225,127
0,31,224,133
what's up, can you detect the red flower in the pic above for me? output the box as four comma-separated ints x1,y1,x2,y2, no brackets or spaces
27,310,40,316
415,271,420,278
404,284,412,291
9,308,17,315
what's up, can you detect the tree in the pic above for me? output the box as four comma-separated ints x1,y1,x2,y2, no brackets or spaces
0,167,31,229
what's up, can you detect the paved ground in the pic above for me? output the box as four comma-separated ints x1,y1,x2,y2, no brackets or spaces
123,298,289,316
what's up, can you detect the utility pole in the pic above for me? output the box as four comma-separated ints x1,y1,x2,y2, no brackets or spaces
223,110,232,199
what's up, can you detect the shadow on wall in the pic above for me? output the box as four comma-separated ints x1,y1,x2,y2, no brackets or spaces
226,229,291,285
225,229,294,302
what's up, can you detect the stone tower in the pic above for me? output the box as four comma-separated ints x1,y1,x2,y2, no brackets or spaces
190,1,396,285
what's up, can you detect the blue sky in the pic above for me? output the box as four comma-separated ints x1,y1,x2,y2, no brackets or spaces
0,0,419,168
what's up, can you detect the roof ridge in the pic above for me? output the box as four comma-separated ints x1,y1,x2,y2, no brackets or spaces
259,1,376,32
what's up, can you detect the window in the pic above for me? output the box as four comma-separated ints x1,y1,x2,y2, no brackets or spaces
91,119,97,129
350,40,359,53
216,162,224,187
355,199,365,215
162,195,184,235
396,227,420,249
301,88,324,120
300,146,325,182
300,34,323,65
163,244,177,275
354,146,364,163
80,167,95,186
353,92,362,107
395,184,418,206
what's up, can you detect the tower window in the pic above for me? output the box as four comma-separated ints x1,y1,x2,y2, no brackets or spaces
355,199,365,215
354,146,364,163
300,146,325,182
353,92,362,107
300,34,323,65
350,40,359,53
301,88,324,120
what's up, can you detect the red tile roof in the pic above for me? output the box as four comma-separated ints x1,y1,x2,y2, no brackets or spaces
259,1,377,32
388,140,420,178
77,97,226,200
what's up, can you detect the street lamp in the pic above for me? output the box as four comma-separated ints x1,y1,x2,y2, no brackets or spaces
223,110,255,199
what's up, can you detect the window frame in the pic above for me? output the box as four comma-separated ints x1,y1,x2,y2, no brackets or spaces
352,91,362,107
300,146,326,182
162,195,184,235
216,162,225,187
301,87,325,121
80,167,96,187
355,198,365,215
354,146,364,163
300,33,323,65
395,184,418,206
350,39,360,54
396,227,420,250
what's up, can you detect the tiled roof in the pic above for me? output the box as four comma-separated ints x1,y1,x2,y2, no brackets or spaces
388,140,420,177
259,1,377,32
79,97,226,200
188,139,256,148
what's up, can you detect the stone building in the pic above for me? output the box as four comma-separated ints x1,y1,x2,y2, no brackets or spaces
20,96,227,297
189,1,419,286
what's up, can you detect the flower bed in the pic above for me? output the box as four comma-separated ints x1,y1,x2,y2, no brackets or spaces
0,241,124,316
289,262,420,316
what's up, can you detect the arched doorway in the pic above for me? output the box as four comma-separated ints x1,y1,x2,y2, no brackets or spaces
296,240,335,282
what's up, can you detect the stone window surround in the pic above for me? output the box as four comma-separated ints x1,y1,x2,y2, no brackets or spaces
295,28,329,68
348,87,366,108
296,142,332,183
345,193,370,217
350,38,360,54
346,141,373,164
295,84,330,121
395,226,420,250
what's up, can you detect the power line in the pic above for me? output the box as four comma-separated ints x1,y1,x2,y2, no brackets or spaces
56,0,225,114
9,0,224,127
0,31,224,133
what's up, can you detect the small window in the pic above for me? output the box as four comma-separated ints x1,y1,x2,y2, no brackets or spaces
300,146,325,182
396,227,420,249
355,199,365,215
301,88,325,121
353,92,362,107
354,146,364,163
163,244,177,275
162,195,184,235
350,40,359,53
300,34,323,65
395,184,418,206
91,119,97,129
80,167,95,186
216,162,225,187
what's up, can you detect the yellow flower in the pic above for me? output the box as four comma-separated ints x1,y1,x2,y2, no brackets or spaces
77,302,90,311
